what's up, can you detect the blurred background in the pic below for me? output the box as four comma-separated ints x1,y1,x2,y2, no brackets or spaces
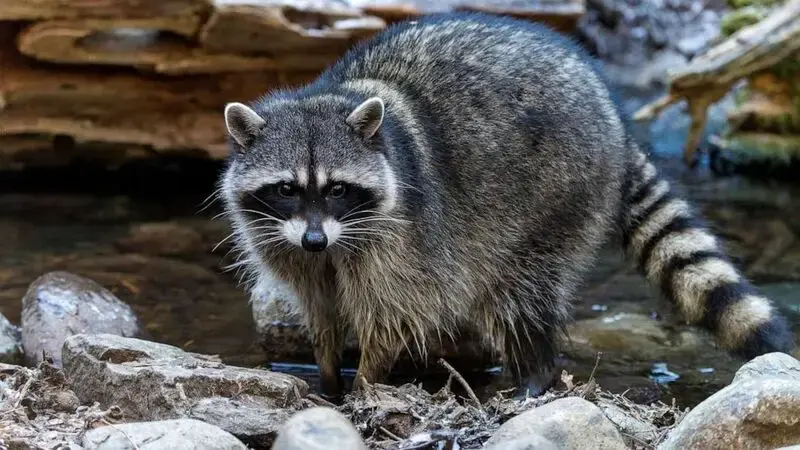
0,0,797,409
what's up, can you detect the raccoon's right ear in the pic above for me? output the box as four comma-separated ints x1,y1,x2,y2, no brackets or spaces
224,102,267,149
346,97,384,140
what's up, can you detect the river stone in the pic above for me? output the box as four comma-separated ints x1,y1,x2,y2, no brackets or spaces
21,271,140,366
657,377,800,449
0,313,22,364
732,352,800,384
484,397,627,450
189,396,291,448
82,419,247,450
271,407,367,450
62,334,309,442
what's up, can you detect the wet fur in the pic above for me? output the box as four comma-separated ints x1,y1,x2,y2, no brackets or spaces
220,12,795,397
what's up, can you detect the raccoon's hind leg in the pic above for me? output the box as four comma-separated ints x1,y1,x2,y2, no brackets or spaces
621,149,796,357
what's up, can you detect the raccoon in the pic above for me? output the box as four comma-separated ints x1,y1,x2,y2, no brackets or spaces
219,12,795,398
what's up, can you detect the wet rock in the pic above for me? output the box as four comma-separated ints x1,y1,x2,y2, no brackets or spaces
21,271,141,366
0,313,22,364
271,407,367,450
732,352,800,384
116,221,204,257
485,397,627,450
82,419,247,450
62,333,308,442
658,376,800,449
189,396,291,448
483,434,558,450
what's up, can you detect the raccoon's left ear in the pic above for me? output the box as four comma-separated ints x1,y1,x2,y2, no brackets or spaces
346,97,384,139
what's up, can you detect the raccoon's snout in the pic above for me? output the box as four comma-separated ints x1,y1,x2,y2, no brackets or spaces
302,230,328,252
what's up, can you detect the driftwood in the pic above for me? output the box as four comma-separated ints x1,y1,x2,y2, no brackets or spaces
0,0,211,20
198,1,385,55
16,18,349,74
633,0,800,166
0,0,587,167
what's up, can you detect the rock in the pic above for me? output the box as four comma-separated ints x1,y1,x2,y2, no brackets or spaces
62,334,308,443
116,222,204,257
82,419,248,450
189,396,291,448
482,434,559,450
21,271,141,366
732,352,800,384
271,407,367,450
0,313,22,364
484,397,627,450
657,377,800,449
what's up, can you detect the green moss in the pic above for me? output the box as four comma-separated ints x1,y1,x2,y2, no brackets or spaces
727,0,783,9
720,8,766,36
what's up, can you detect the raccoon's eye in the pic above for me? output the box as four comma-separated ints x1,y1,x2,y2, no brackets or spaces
278,182,295,198
328,183,346,199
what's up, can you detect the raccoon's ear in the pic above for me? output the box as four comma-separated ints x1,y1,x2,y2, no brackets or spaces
346,97,384,139
224,102,266,148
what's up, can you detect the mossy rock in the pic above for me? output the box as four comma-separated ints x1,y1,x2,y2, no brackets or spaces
710,131,800,179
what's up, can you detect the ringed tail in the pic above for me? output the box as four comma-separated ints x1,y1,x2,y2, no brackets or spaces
620,148,795,358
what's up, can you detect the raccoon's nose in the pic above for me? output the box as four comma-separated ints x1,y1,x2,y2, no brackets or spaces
301,230,328,252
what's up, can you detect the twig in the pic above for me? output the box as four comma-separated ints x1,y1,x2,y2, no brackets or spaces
437,358,481,409
12,369,36,410
588,352,603,382
379,426,402,441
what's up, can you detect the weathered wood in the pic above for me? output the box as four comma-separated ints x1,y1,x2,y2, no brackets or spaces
0,23,318,160
16,17,343,74
0,0,211,20
633,0,800,166
198,0,385,55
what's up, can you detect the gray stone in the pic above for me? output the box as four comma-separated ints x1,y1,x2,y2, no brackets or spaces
271,407,367,450
189,396,291,448
658,377,800,450
485,397,627,450
0,314,22,364
82,419,247,450
21,271,141,366
62,334,309,442
733,352,800,384
482,434,558,450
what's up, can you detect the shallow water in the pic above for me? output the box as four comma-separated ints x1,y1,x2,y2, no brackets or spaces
0,93,798,409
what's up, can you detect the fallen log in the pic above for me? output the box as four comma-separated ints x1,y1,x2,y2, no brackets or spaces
15,17,347,74
633,0,800,166
0,0,211,20
197,0,386,55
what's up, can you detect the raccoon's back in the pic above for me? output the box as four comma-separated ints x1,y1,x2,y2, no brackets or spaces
324,13,628,228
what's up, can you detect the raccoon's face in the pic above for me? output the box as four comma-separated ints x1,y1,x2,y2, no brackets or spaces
221,96,399,254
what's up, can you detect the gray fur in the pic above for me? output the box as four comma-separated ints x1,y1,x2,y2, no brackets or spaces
218,13,795,397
